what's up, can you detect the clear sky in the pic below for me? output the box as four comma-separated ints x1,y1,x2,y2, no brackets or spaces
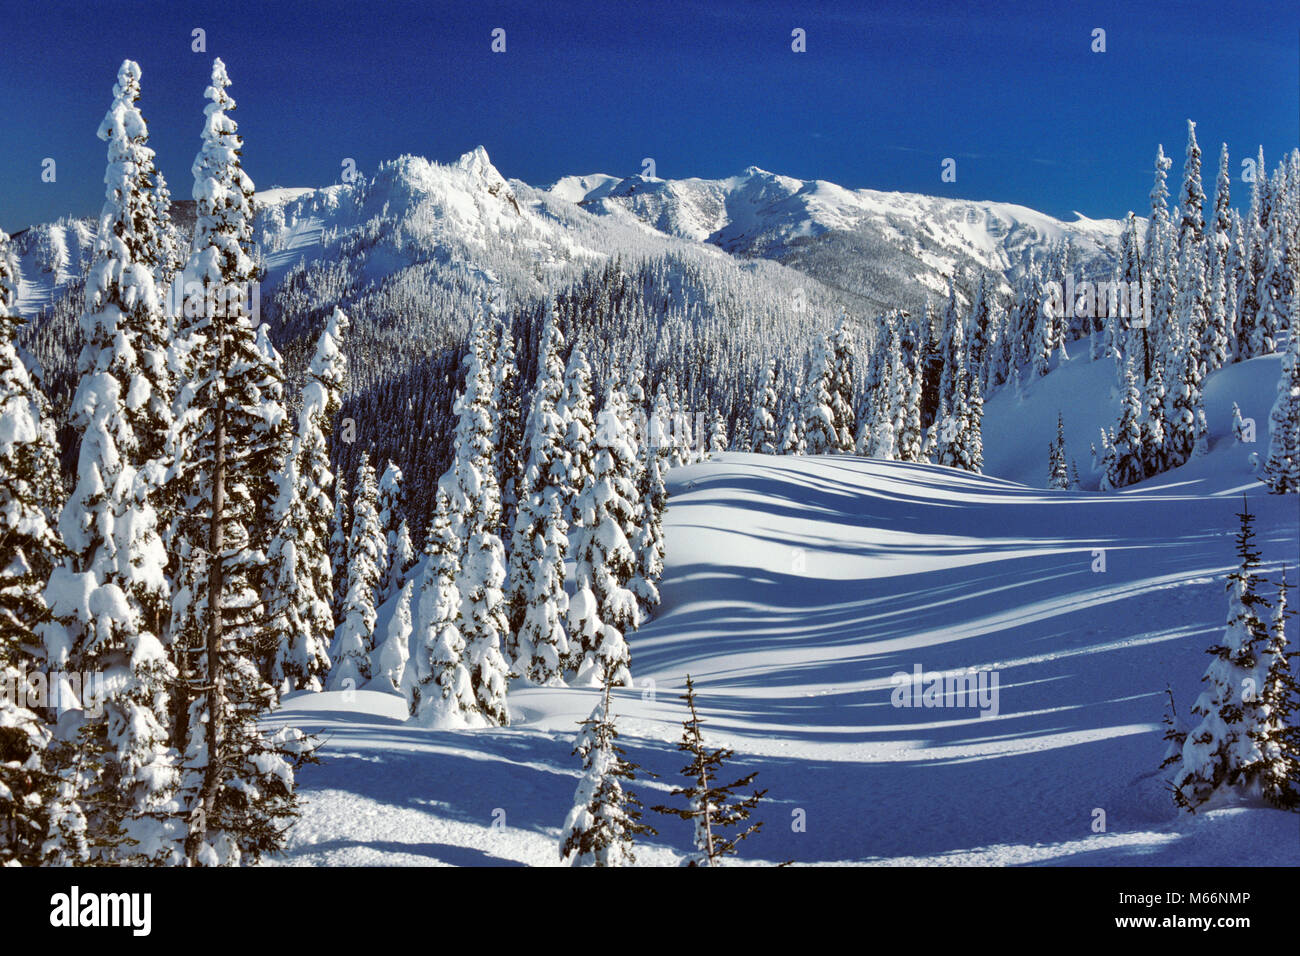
2,0,1297,232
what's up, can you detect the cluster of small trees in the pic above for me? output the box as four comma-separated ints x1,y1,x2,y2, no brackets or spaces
1162,500,1299,811
559,674,767,867
1,60,322,866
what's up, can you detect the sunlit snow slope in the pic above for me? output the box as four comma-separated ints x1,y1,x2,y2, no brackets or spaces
269,443,1300,866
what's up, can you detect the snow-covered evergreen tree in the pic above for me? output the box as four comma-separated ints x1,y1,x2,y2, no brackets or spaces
558,346,596,528
749,358,780,455
629,432,668,620
266,307,347,693
1146,144,1175,359
170,58,311,866
1262,324,1300,493
0,232,67,866
1104,359,1146,489
1248,569,1299,809
329,455,382,690
371,579,413,693
513,491,571,686
559,676,655,866
778,386,805,455
1173,501,1273,810
40,59,180,864
446,313,503,547
331,469,350,622
409,489,477,728
800,333,838,455
459,530,512,726
1048,413,1069,489
568,405,640,688
376,461,412,602
1139,360,1167,477
828,318,857,452
507,312,570,655
492,318,524,553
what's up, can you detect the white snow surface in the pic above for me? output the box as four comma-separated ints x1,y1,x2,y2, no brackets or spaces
266,354,1299,865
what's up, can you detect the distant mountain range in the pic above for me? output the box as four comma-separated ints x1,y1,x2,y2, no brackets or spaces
9,146,1132,324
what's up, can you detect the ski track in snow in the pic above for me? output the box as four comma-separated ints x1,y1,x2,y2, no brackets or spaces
267,354,1300,866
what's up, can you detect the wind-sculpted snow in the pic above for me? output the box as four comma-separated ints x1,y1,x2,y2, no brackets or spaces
268,450,1298,866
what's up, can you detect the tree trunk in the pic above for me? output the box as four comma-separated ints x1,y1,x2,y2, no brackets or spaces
186,323,227,866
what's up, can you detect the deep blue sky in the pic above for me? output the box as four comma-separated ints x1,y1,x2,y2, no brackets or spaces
2,0,1297,232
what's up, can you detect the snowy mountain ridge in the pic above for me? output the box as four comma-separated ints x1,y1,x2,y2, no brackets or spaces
545,162,1129,290
10,146,1129,322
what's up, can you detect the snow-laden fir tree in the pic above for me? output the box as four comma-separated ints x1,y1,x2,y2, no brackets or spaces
1032,279,1059,378
870,321,908,461
446,312,503,544
1247,568,1299,809
1251,205,1288,360
459,530,511,726
799,333,839,455
1145,144,1175,358
1262,324,1300,493
266,308,348,692
1139,360,1167,477
966,274,994,375
778,385,805,455
409,488,478,728
371,578,413,693
1164,286,1206,470
93,60,175,472
492,318,524,553
568,404,641,688
652,675,768,866
559,675,655,867
331,469,350,620
1102,359,1146,490
828,318,857,452
899,350,924,463
1235,147,1270,361
1177,120,1205,247
170,59,311,866
40,59,182,864
707,409,728,454
935,338,981,472
250,328,293,669
329,454,382,690
558,345,596,528
507,311,570,660
513,492,571,686
376,460,412,602
965,372,985,472
629,430,668,620
147,164,183,292
1201,143,1234,377
1172,500,1273,810
749,358,779,454
598,367,644,562
0,232,68,866
937,278,965,402
1048,413,1069,490
441,311,512,724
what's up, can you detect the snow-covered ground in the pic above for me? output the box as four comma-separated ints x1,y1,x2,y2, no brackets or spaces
267,355,1300,866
